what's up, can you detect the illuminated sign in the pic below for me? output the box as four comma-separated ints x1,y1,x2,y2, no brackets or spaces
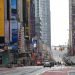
0,0,4,36
10,0,17,19
10,20,18,43
10,0,18,43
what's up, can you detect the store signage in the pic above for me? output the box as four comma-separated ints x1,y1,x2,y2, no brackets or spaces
0,0,4,36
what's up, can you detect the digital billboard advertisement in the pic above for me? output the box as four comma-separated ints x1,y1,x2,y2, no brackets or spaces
0,0,4,37
10,0,18,43
10,0,18,51
10,20,18,43
10,0,17,19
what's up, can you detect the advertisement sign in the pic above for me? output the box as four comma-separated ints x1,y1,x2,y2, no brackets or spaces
32,39,37,48
10,20,18,52
10,0,17,20
10,20,18,43
12,29,18,43
10,0,18,43
9,0,18,52
0,0,4,36
10,0,17,19
11,0,17,9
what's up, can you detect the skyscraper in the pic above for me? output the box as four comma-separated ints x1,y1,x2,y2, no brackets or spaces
69,0,75,55
34,0,51,60
39,0,51,48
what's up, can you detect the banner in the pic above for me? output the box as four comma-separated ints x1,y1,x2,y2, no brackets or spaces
0,0,4,36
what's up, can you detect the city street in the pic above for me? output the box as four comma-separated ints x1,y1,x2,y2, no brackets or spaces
41,65,75,75
0,65,75,75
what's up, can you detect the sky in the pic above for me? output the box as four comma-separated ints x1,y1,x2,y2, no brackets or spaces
50,0,69,46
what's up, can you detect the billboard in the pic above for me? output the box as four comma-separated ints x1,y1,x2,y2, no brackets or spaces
10,20,18,43
0,0,4,36
10,0,18,43
10,0,17,19
9,0,18,51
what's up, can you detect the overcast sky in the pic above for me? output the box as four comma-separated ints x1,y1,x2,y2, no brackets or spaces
50,0,69,46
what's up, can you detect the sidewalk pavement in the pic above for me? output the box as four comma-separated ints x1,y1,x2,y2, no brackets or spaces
0,67,10,71
0,66,19,74
0,67,15,71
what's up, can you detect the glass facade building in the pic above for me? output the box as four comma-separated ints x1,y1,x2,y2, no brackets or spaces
39,0,51,48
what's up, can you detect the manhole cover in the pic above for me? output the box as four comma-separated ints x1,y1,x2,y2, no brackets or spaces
69,72,75,75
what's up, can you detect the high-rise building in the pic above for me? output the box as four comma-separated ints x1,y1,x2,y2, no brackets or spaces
34,0,51,60
39,0,51,49
69,0,75,55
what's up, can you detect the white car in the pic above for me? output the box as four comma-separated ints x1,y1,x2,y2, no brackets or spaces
43,61,50,67
43,60,55,67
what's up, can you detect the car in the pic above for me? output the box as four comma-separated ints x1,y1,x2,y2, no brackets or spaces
49,61,55,67
43,60,55,67
43,61,50,67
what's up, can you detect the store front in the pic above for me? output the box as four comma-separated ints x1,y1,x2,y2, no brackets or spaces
0,51,9,66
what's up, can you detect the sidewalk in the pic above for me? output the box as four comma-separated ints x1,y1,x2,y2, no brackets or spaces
0,67,10,71
0,67,17,74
